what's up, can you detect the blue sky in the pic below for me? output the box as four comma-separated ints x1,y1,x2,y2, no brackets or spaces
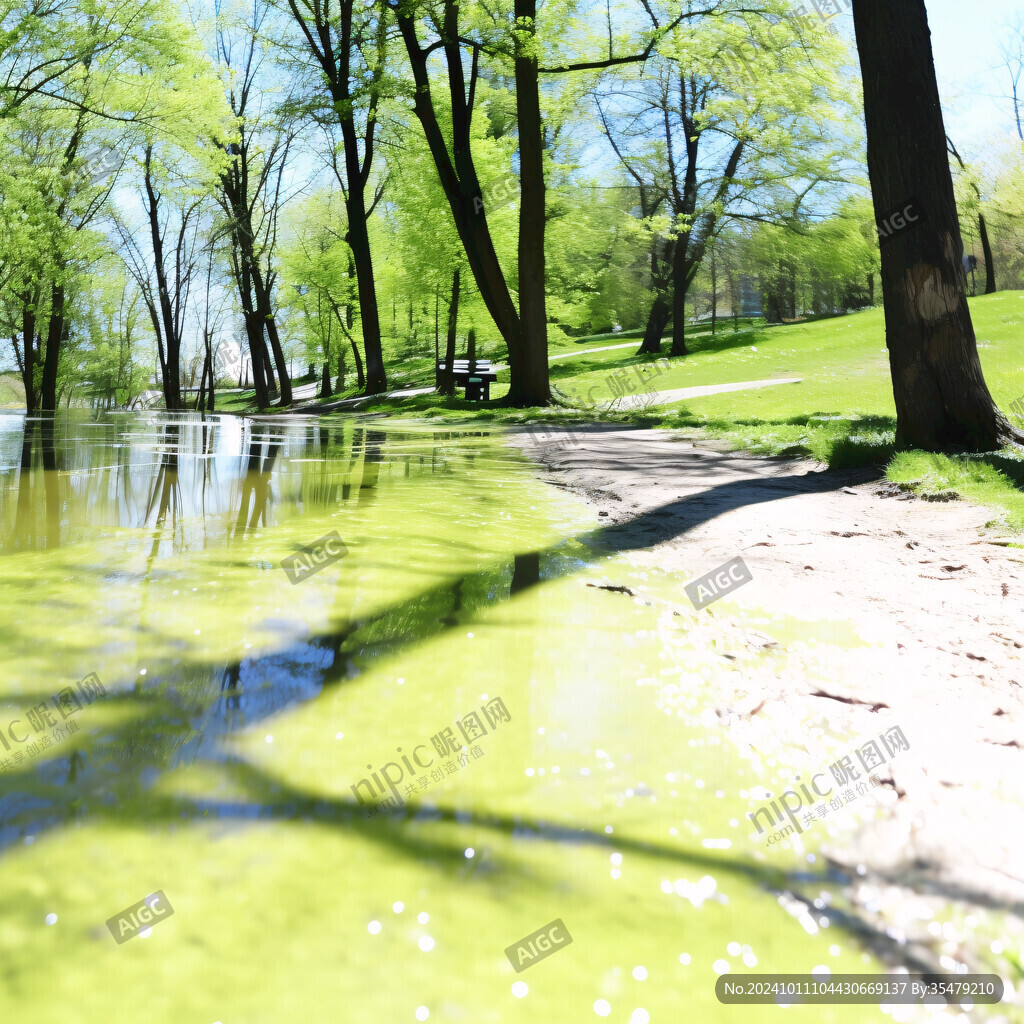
910,0,1020,157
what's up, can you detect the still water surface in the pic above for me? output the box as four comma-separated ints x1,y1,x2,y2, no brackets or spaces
0,412,928,1023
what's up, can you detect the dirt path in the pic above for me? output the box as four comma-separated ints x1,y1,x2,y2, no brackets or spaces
612,376,803,409
548,341,640,359
512,423,1024,997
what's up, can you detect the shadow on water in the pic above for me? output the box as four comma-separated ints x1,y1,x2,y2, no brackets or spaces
0,412,1000,978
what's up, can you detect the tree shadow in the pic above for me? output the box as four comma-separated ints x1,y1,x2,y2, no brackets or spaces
0,423,1010,977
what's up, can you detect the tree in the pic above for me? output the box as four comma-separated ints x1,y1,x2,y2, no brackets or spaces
390,0,543,403
211,0,296,407
1000,16,1024,143
77,271,151,408
947,136,997,295
280,0,389,394
852,0,1020,451
595,3,852,356
280,190,367,395
114,145,207,410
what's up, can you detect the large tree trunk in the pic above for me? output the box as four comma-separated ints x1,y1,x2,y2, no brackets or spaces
396,2,546,404
638,295,670,354
853,0,1017,450
144,159,182,411
343,189,386,394
350,337,365,390
206,346,215,412
19,296,38,415
262,341,276,396
510,0,551,405
670,268,688,357
711,248,717,336
242,296,269,410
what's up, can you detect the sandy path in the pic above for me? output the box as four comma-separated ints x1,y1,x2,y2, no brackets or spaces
611,376,803,409
512,424,1024,992
548,341,640,359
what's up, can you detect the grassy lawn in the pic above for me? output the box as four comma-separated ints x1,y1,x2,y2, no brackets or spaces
201,294,1024,533
352,293,1024,533
0,372,25,409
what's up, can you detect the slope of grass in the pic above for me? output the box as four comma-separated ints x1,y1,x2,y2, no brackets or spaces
359,293,1024,531
0,372,25,409
215,294,1024,532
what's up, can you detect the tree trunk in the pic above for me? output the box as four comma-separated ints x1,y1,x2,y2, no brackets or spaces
321,360,333,399
198,357,211,412
670,274,688,357
252,266,292,405
637,295,670,354
243,299,269,409
440,268,460,397
711,248,718,336
262,343,276,396
510,0,551,406
207,348,215,412
395,2,546,404
852,0,1017,450
40,281,64,414
350,338,365,390
143,157,182,411
978,212,996,294
20,297,37,415
434,285,440,385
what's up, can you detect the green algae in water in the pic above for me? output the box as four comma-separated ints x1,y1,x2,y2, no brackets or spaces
0,413,972,1022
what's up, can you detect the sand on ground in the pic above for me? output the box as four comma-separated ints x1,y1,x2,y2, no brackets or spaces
511,423,1024,984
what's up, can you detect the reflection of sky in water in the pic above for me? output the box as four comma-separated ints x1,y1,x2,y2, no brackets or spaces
0,412,585,838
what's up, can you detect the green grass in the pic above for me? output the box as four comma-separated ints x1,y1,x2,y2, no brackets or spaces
358,293,1024,531
0,372,25,408
888,450,1024,534
222,294,1024,532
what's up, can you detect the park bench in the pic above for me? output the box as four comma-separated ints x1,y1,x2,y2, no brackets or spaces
436,358,497,400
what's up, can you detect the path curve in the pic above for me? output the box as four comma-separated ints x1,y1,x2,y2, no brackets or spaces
510,423,1024,975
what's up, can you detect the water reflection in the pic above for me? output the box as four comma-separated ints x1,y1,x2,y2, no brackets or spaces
0,414,487,557
0,412,570,846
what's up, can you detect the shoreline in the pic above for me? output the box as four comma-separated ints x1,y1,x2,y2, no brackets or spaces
510,422,1024,991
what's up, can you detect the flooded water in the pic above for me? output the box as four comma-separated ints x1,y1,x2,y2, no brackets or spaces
0,413,990,1022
